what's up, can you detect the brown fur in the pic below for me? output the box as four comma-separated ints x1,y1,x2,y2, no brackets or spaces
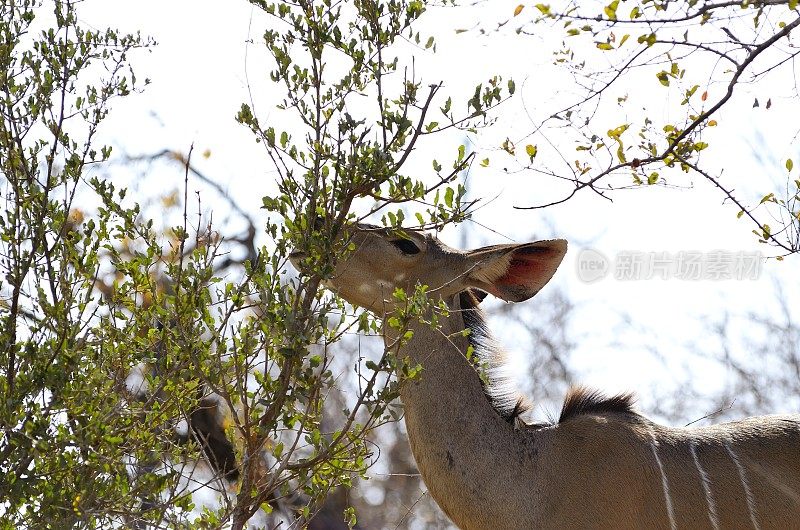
559,385,638,423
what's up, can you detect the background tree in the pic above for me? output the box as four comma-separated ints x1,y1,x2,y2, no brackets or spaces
501,0,800,255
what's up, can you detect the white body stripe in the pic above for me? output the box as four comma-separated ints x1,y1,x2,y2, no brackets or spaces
648,426,677,530
690,442,721,530
725,442,761,530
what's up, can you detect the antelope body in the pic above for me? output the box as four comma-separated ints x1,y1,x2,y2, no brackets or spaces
292,224,800,529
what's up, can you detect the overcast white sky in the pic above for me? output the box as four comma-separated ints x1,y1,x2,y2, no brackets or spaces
80,0,800,423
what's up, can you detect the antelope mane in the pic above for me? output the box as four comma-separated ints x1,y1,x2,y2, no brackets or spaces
459,290,532,427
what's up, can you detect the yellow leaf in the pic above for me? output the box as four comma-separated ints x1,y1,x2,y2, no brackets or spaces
161,190,179,208
707,120,717,126
787,158,794,172
604,0,619,20
68,209,85,225
514,4,524,16
202,149,211,159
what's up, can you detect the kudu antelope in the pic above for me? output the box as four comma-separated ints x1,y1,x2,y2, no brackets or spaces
291,224,800,530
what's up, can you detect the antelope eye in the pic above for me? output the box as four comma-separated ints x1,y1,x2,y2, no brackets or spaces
390,238,420,255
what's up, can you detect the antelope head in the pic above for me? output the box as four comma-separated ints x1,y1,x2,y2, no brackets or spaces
291,224,568,312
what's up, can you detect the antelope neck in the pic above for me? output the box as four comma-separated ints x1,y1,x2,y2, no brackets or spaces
382,294,533,529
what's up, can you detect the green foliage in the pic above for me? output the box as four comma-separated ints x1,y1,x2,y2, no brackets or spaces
1,0,512,527
0,1,173,527
220,0,514,523
232,0,511,520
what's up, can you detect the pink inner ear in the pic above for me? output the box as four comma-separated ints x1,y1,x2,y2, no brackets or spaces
468,239,566,302
497,255,551,287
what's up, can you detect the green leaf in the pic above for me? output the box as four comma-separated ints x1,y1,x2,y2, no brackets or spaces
444,187,454,208
787,158,794,172
441,97,452,115
637,32,657,47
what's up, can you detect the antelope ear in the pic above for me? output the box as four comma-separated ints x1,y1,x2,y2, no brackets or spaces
466,239,567,302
